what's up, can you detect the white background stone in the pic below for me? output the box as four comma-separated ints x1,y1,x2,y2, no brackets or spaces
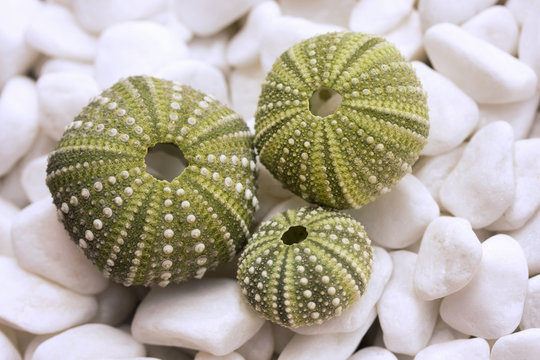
491,328,540,360
521,275,540,329
20,154,49,202
508,209,540,276
349,0,414,35
415,338,490,360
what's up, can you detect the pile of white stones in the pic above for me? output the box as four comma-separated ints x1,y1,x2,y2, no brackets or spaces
1,0,539,359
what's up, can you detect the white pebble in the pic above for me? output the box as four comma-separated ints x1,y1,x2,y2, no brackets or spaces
521,275,540,329
348,174,439,249
260,196,311,225
95,21,188,88
440,121,515,229
21,154,49,202
188,30,231,72
281,0,354,27
377,251,439,355
508,209,540,276
229,64,267,121
440,234,528,339
415,338,490,360
506,0,535,26
31,323,145,360
0,256,97,334
349,0,414,35
0,198,19,257
418,0,497,29
518,0,540,88
91,283,138,326
0,77,39,176
491,328,540,360
38,58,95,77
427,317,468,345
195,351,245,360
11,197,109,295
0,329,21,360
424,23,537,104
132,278,264,355
414,216,482,300
384,11,424,61
412,61,479,156
349,346,398,360
236,322,273,360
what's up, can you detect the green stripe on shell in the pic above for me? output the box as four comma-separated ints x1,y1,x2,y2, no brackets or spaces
237,206,373,327
46,76,258,287
255,32,429,209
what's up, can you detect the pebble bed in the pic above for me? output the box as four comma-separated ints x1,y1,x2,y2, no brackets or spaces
0,0,539,359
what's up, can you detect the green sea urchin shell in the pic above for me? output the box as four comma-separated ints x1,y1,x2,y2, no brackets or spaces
46,76,257,287
255,32,429,209
237,206,373,327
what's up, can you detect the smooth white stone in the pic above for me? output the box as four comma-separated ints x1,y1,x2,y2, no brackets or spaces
518,0,540,88
462,6,519,55
132,278,264,356
236,322,273,360
0,77,39,176
349,346,397,360
0,256,97,334
491,328,540,360
440,121,515,229
229,64,266,120
188,30,231,72
415,338,490,360
424,23,537,104
506,0,535,26
95,21,188,88
348,174,439,249
427,317,467,345
73,0,167,34
227,1,281,68
195,351,245,360
0,329,21,360
25,3,97,61
414,216,481,300
521,275,540,329
24,334,55,360
418,0,497,29
0,198,19,257
385,11,425,61
11,197,109,295
278,308,376,360
528,112,540,138
412,62,478,156
151,10,192,43
156,60,228,104
477,92,540,140
440,234,528,339
92,283,138,326
349,0,414,35
488,139,540,231
20,155,49,202
272,324,295,355
37,71,100,141
0,0,41,88
31,324,145,360
377,251,439,355
280,0,354,27
508,209,540,276
413,146,465,209
293,247,392,335
173,0,257,37
259,16,343,72
38,58,95,77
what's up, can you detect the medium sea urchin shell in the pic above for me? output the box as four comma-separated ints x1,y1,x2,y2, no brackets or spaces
46,76,257,287
255,32,429,209
237,206,373,327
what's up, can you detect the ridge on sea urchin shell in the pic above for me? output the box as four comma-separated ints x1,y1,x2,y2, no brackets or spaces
237,206,373,327
255,32,429,209
46,76,257,287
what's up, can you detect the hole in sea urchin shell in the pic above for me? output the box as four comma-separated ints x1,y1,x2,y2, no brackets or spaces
281,225,308,245
145,143,188,182
309,87,342,117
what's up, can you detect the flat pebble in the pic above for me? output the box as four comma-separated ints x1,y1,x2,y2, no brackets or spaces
427,317,467,345
348,174,439,249
349,0,414,35
25,3,97,61
0,198,19,257
412,61,478,155
377,251,439,356
508,209,540,276
37,71,101,141
0,256,97,334
280,0,354,27
461,6,519,55
491,328,540,360
293,247,392,335
0,77,39,176
506,0,535,26
414,216,482,300
424,23,537,104
278,308,376,360
11,197,109,294
348,346,397,360
38,58,95,77
173,0,256,37
521,275,540,329
229,64,266,121
0,329,21,360
131,278,264,355
440,121,515,229
415,338,490,360
73,0,167,34
188,30,231,72
20,154,49,202
384,11,424,61
91,283,138,326
95,21,188,88
236,322,273,360
518,0,540,86
418,0,497,29
440,234,528,339
31,323,145,360
195,352,246,360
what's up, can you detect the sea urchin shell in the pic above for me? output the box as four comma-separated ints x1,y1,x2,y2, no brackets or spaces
255,32,429,209
237,206,373,327
46,76,257,287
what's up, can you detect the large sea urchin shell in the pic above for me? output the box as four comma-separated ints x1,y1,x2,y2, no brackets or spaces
46,76,257,287
255,32,429,209
237,206,373,327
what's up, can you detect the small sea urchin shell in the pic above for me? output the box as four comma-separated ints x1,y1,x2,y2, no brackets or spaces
237,206,373,327
255,32,429,209
46,76,257,287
